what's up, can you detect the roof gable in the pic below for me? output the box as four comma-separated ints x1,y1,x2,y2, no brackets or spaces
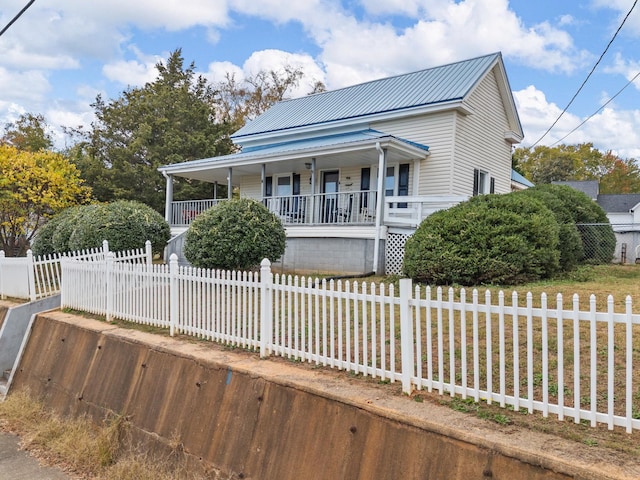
233,52,514,141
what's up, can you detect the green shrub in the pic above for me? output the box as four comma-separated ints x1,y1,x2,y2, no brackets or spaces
32,206,83,256
51,205,98,253
184,198,286,270
528,184,615,264
403,194,560,286
36,201,169,255
516,186,583,270
67,201,170,254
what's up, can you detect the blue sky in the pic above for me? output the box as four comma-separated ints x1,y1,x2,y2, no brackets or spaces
1,0,640,157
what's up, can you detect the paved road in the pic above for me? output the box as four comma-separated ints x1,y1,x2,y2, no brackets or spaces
0,431,72,479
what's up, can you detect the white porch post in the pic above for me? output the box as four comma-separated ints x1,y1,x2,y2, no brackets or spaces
310,157,316,222
163,172,173,224
227,167,233,199
373,143,386,275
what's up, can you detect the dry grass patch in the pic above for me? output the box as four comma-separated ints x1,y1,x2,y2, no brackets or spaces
0,389,229,479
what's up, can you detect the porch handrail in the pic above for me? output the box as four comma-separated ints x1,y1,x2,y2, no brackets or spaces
384,195,467,227
170,199,223,226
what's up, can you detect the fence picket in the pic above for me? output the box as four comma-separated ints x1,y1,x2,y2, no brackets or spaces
53,255,640,433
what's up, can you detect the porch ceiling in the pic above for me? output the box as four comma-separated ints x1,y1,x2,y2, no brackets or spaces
159,131,429,183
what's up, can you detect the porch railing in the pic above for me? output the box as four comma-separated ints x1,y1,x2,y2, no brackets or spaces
170,199,224,226
169,193,467,228
264,191,377,225
170,192,378,227
384,195,468,227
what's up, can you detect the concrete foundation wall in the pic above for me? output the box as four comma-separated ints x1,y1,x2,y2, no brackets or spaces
273,237,382,275
9,311,638,480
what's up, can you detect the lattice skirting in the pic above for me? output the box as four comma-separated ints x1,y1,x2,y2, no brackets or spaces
385,232,413,275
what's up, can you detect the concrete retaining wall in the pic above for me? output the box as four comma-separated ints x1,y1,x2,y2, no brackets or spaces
9,310,639,480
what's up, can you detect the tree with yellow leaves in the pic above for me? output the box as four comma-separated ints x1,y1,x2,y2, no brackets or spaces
0,145,91,256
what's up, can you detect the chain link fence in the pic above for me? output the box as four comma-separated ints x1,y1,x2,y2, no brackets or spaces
576,223,640,265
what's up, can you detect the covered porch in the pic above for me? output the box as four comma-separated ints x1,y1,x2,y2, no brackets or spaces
160,130,429,229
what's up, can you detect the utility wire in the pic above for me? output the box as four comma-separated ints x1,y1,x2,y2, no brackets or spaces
0,0,36,38
530,0,638,148
551,69,640,146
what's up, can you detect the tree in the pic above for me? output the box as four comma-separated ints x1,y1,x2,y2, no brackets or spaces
213,66,326,131
0,145,91,256
513,143,640,194
1,113,53,152
74,49,235,213
513,143,605,184
599,154,640,193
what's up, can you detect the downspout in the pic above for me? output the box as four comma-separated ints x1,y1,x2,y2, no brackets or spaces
373,143,386,275
162,171,173,224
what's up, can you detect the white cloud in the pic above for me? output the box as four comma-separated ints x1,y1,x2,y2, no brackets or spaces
0,68,50,102
102,49,165,87
514,85,640,159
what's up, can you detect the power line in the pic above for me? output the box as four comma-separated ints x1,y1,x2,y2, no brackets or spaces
530,0,638,148
551,69,640,147
0,0,36,38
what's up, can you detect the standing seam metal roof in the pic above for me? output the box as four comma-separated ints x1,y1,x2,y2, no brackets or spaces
232,52,501,139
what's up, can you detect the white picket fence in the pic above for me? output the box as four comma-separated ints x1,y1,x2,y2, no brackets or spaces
59,254,640,433
0,241,152,301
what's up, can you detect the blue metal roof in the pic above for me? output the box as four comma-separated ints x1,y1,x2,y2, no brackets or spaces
159,130,428,172
511,169,534,187
233,53,502,139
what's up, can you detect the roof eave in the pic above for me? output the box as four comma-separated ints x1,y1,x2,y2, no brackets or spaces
231,99,470,147
158,136,428,177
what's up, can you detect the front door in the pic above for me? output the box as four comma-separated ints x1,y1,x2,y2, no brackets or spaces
322,170,339,223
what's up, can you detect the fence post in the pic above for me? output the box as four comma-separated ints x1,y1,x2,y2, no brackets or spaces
102,239,109,255
400,278,415,394
169,253,178,337
145,240,153,266
0,250,4,299
260,258,273,358
26,250,37,302
105,251,114,321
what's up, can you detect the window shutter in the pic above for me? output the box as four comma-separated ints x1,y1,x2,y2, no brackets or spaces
473,169,479,196
265,176,272,197
490,177,495,194
293,173,300,195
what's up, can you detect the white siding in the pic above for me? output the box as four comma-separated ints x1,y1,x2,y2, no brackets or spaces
452,67,514,195
372,111,456,196
239,176,262,200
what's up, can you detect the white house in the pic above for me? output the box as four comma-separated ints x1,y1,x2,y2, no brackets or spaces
159,52,523,274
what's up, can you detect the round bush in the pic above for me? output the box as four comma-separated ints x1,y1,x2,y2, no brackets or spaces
184,198,286,270
527,184,615,264
51,205,98,253
516,186,583,271
32,206,83,256
403,194,560,286
67,200,170,254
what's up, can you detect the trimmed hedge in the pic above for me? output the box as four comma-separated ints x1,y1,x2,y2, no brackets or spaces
32,201,170,255
403,194,560,286
525,184,615,264
184,198,286,271
516,186,583,270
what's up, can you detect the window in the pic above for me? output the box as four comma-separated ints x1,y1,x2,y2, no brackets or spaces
277,176,291,196
473,168,494,195
385,163,410,207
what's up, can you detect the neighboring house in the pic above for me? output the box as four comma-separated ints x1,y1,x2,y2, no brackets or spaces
159,52,524,274
555,180,640,263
